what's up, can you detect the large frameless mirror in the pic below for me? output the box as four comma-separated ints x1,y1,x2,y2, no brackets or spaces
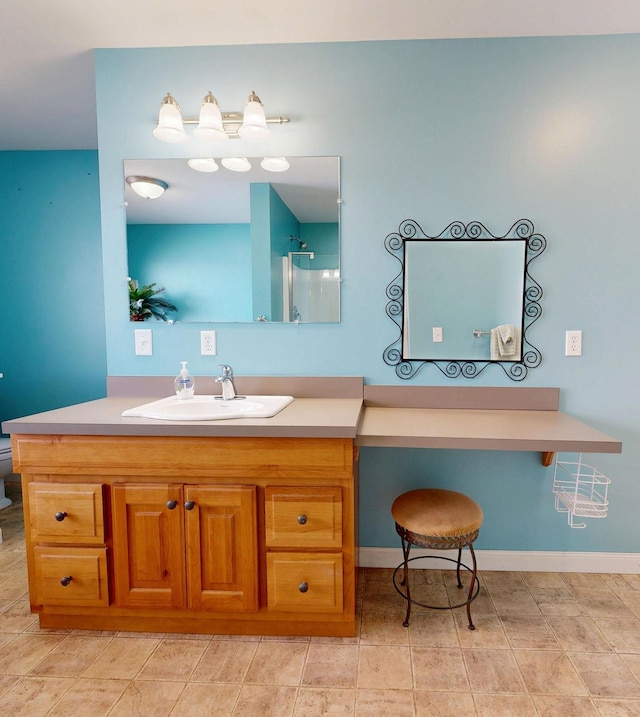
124,156,340,323
383,218,546,381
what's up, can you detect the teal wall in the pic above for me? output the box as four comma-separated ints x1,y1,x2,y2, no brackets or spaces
249,183,275,321
300,223,340,271
127,223,251,322
0,151,107,427
268,184,299,321
249,183,300,322
13,35,634,554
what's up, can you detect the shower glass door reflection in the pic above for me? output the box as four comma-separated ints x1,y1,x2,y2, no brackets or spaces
284,252,340,323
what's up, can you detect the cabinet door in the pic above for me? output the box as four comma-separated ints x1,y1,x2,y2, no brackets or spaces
112,483,186,609
184,485,258,612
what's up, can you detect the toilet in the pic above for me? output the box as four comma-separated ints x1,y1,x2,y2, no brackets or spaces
0,437,14,509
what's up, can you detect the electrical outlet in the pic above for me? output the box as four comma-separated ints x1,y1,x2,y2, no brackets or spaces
200,330,217,356
565,330,582,356
134,329,153,356
432,327,443,343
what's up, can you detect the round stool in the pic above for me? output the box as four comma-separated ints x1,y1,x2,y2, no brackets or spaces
391,488,483,630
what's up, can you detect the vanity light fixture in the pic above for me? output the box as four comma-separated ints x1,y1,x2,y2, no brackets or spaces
153,90,290,144
187,158,219,173
260,157,290,172
237,91,270,139
188,156,291,174
220,157,252,172
152,93,188,144
126,176,169,199
193,92,228,143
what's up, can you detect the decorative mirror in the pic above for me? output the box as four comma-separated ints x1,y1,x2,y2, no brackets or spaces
383,218,546,381
124,156,340,323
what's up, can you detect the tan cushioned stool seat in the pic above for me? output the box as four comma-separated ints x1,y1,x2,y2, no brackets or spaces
392,489,483,538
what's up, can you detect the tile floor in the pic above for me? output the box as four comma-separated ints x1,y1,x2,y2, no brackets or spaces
1,481,640,716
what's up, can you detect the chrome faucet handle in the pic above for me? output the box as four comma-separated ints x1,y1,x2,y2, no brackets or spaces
218,364,233,378
216,364,237,400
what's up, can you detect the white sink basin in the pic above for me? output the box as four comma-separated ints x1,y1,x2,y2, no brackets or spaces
122,395,294,421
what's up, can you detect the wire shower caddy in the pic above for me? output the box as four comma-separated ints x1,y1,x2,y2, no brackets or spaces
552,454,610,529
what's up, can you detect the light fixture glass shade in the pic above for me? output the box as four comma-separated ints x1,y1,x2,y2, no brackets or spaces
193,92,229,142
187,158,219,173
152,93,188,144
221,157,252,172
238,91,270,140
126,176,169,199
260,157,290,172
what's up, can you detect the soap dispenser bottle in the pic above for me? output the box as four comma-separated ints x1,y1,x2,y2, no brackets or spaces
174,361,195,400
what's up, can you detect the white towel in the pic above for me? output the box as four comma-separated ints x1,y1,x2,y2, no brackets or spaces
490,324,521,360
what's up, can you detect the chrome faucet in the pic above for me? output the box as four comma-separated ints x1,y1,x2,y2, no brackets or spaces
215,364,237,400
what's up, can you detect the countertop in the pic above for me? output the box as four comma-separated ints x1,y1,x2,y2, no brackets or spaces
2,397,364,439
2,384,623,456
356,406,622,453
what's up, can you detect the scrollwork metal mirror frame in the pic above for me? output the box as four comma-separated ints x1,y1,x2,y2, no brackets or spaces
383,218,546,381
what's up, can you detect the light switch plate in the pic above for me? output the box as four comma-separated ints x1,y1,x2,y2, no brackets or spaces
134,329,153,356
432,327,443,343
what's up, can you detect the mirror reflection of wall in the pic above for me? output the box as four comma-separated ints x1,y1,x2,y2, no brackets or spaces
127,223,252,322
124,156,340,323
402,240,526,361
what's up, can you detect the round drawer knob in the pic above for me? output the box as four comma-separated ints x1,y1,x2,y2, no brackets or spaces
184,500,196,511
54,512,68,522
297,515,308,525
166,500,178,510
60,576,73,587
298,582,309,593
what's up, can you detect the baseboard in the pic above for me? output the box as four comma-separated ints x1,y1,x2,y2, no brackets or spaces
358,547,640,574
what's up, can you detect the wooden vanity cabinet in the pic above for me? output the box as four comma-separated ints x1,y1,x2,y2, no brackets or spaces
14,434,357,637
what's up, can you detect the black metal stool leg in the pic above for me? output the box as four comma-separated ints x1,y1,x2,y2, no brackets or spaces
455,547,463,589
400,536,412,627
466,544,478,630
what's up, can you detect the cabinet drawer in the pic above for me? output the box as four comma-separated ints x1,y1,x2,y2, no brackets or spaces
265,487,342,548
266,552,343,613
29,483,105,544
34,546,109,607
